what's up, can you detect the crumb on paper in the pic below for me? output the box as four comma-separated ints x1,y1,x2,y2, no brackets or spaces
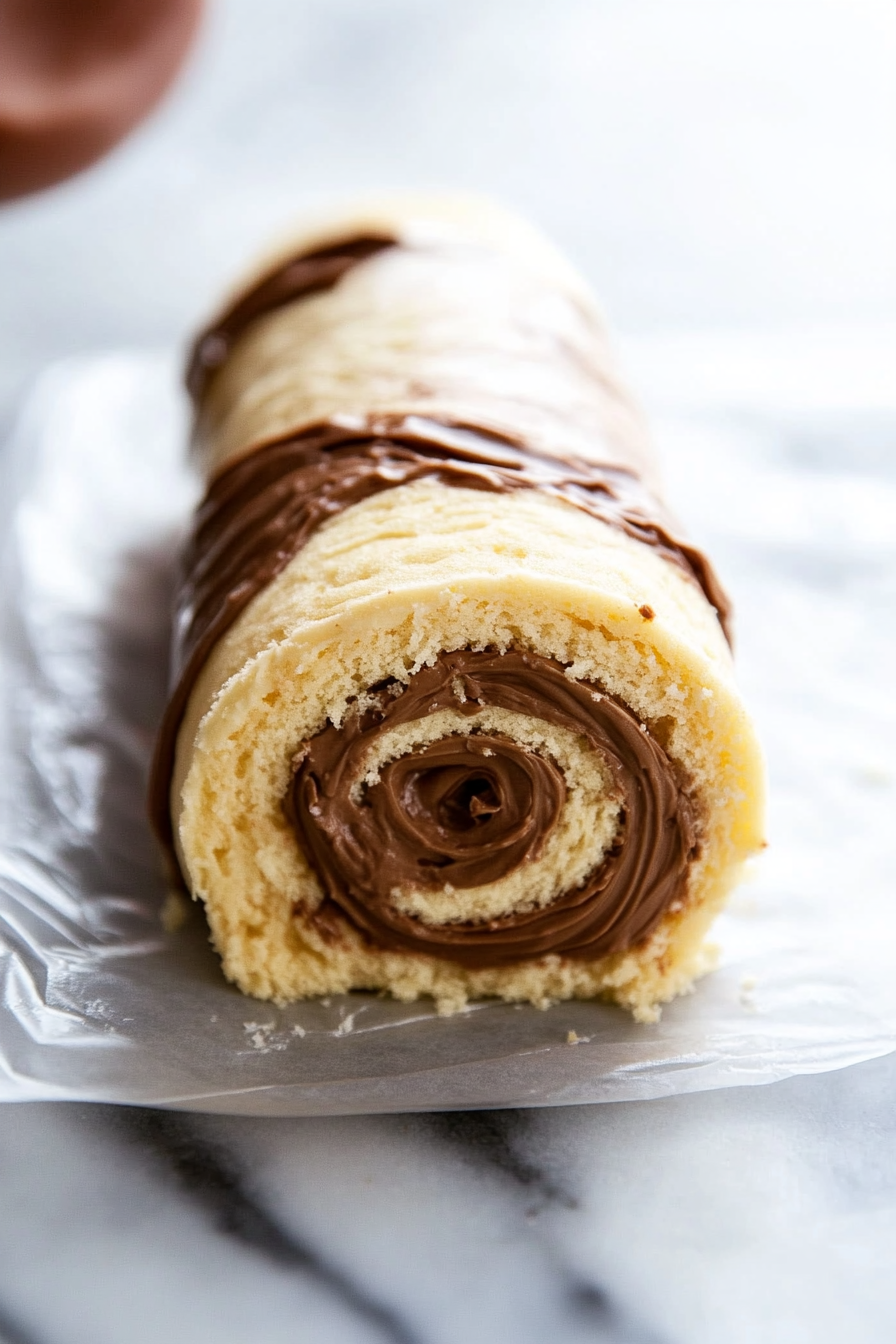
291,1024,306,1038
566,1029,592,1045
161,889,190,933
242,1020,288,1052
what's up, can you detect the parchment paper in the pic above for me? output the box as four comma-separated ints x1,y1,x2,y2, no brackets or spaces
1,344,894,1114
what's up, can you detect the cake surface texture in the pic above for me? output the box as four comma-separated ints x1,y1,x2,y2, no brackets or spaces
150,194,765,1020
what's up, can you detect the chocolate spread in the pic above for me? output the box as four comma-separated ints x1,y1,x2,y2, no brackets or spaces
148,417,729,859
150,231,726,963
284,649,697,966
186,236,396,400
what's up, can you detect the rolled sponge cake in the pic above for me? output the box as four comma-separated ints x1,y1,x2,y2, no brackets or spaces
151,195,765,1021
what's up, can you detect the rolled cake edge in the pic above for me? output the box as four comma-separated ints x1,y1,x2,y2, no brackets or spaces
172,483,764,1019
191,196,655,491
193,191,596,372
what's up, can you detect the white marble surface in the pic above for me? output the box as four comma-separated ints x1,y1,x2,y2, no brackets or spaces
3,1058,896,1344
1,1,895,1339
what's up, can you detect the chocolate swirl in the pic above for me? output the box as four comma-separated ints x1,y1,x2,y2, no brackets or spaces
366,736,567,888
284,649,698,967
148,418,729,862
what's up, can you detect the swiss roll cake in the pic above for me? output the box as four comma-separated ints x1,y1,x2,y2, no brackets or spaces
150,195,765,1020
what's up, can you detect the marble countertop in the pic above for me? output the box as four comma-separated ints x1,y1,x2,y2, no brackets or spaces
3,1055,896,1344
1,2,895,1339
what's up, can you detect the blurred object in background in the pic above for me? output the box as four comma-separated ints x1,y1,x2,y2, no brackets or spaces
0,0,204,201
0,0,892,426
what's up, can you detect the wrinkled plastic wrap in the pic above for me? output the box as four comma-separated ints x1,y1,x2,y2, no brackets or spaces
1,346,894,1114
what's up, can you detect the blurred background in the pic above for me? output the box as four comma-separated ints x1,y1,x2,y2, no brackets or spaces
0,0,894,426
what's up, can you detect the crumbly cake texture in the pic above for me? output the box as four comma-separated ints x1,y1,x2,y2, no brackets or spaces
169,195,765,1022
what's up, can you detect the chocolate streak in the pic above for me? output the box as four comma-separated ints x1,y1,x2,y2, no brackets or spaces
186,235,395,401
284,649,697,966
148,418,729,858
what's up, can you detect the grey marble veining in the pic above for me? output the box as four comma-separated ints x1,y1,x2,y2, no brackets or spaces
2,1051,896,1344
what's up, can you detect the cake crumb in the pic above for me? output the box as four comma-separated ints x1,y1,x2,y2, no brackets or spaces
335,1011,361,1036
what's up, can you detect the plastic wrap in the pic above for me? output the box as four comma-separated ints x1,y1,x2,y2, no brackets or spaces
1,348,894,1114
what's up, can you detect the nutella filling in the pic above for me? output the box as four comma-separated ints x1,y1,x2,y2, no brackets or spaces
148,418,729,861
284,649,698,967
151,230,726,965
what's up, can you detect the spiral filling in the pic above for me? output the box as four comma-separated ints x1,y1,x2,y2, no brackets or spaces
149,417,729,867
284,648,698,967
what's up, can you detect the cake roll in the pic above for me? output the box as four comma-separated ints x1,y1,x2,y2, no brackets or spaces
150,195,765,1021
